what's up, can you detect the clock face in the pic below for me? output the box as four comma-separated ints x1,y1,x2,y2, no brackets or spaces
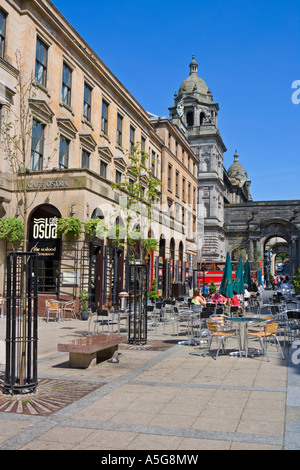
177,101,183,117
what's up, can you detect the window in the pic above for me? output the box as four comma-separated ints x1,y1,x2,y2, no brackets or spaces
35,37,48,87
176,171,179,196
30,120,45,170
83,83,92,121
115,170,122,184
168,164,172,191
130,126,135,153
186,111,194,127
101,100,109,135
151,150,156,176
100,160,107,178
62,63,72,106
182,177,186,201
59,136,69,169
116,114,122,146
0,9,7,59
188,182,191,204
81,149,90,169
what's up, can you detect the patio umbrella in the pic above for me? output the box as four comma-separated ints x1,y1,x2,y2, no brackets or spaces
219,252,233,298
257,268,263,286
244,260,252,288
233,258,245,294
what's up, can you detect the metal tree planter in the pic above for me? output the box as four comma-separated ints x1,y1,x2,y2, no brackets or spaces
127,263,148,344
4,252,38,394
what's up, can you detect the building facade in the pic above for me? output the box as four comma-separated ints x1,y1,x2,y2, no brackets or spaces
0,0,199,314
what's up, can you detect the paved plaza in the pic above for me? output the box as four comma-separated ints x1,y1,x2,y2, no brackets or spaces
0,293,300,451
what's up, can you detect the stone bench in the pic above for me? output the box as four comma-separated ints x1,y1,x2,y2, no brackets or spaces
58,333,127,369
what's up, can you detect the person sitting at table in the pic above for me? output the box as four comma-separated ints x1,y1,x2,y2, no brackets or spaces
210,291,227,305
226,292,241,308
243,284,251,307
191,289,207,306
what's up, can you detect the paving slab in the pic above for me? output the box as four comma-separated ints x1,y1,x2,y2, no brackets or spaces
0,311,298,451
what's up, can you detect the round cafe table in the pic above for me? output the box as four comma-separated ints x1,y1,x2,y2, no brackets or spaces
226,316,269,357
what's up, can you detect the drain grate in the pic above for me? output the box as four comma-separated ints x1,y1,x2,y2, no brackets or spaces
0,376,104,416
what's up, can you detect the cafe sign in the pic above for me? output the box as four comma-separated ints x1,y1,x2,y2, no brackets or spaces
29,211,60,260
27,180,68,190
33,217,58,240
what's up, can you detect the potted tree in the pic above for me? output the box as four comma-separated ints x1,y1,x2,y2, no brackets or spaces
149,278,159,303
79,289,90,320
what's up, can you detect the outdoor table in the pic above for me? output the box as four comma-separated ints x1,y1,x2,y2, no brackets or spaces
226,316,269,357
178,310,200,346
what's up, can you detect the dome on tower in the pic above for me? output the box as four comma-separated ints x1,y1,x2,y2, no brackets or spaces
178,55,212,100
227,150,248,183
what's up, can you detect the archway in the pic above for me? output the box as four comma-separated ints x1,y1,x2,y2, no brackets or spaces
252,219,299,285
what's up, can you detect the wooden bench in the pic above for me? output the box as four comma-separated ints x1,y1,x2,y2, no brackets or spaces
58,333,127,369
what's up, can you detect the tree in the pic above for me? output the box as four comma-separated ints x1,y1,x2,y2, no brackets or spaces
106,144,161,261
149,278,159,300
0,51,57,385
1,51,57,250
293,268,300,294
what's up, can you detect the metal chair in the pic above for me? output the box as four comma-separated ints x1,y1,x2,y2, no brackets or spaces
62,300,77,320
203,318,241,360
88,308,112,334
247,320,285,361
45,300,62,322
286,310,300,343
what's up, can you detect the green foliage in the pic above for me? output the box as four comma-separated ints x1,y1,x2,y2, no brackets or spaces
79,289,89,312
110,144,161,257
209,281,216,294
293,268,300,294
149,278,159,300
107,224,127,245
57,217,82,240
0,217,24,243
142,238,158,255
85,219,100,239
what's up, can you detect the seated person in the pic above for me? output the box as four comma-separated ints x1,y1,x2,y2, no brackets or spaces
210,291,227,305
243,284,251,307
191,289,207,306
226,292,241,308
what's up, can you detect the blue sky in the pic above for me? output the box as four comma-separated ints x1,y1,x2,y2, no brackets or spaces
52,0,300,201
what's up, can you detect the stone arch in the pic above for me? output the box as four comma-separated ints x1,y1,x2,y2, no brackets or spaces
252,218,300,275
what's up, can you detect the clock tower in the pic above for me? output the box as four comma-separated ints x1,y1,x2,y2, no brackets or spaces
169,55,227,261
